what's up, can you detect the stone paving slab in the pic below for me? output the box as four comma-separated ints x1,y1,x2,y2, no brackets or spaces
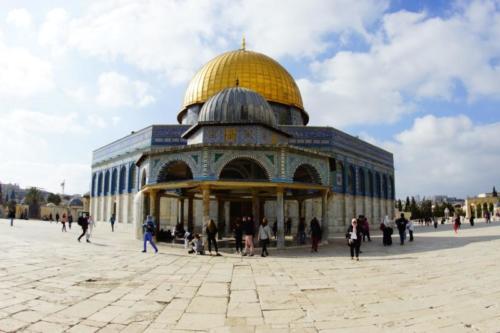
1,218,500,332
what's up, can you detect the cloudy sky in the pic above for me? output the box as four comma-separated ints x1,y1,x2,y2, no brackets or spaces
0,0,499,199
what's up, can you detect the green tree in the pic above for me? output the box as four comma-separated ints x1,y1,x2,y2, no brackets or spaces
47,193,62,206
397,199,403,211
493,186,497,197
405,196,411,212
24,187,44,219
410,197,419,219
420,200,433,219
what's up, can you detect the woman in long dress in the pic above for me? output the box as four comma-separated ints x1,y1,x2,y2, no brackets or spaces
86,215,95,243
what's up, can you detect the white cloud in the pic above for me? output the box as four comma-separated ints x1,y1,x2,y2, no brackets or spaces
301,1,500,127
382,115,500,198
0,109,89,193
38,8,70,56
54,0,387,83
0,41,54,98
6,8,32,29
222,0,388,59
96,71,155,108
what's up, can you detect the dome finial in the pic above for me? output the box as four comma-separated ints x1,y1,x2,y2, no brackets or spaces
241,35,246,50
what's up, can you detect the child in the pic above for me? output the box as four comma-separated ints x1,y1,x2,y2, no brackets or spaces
184,230,192,249
188,234,204,255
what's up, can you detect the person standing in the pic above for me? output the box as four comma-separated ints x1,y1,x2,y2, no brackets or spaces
433,217,438,229
346,218,362,260
310,217,322,253
206,219,220,256
8,209,15,227
86,215,95,243
453,213,461,234
380,215,392,246
258,218,271,257
361,216,371,242
68,214,73,229
56,213,60,224
110,213,116,232
77,214,89,242
407,219,414,242
233,218,243,254
395,213,408,245
469,215,475,227
142,215,158,253
242,216,255,256
61,213,67,232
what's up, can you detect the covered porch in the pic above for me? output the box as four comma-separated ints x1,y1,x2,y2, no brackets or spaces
138,180,330,249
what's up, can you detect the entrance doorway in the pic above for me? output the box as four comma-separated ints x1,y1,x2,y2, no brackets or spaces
230,201,251,230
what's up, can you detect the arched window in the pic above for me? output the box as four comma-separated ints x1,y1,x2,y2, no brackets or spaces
293,164,322,185
359,168,365,196
91,173,97,197
382,175,388,199
367,170,373,197
389,176,395,199
141,170,147,188
157,161,193,183
128,164,136,192
347,165,356,195
336,161,345,193
104,170,110,195
375,173,381,198
97,173,103,196
119,166,126,194
111,169,118,195
219,158,269,181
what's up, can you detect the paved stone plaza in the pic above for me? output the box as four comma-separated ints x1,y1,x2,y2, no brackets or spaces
0,219,499,333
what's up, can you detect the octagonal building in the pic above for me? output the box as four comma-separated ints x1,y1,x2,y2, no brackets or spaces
89,44,395,247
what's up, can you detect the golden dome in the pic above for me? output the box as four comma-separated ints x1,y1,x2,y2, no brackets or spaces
179,48,306,123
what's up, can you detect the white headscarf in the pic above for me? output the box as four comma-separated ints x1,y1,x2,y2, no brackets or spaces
383,215,390,227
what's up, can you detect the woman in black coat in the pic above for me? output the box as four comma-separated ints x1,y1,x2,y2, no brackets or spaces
346,218,363,260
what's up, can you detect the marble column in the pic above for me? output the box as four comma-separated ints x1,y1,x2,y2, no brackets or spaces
187,196,194,232
201,186,210,235
276,188,285,249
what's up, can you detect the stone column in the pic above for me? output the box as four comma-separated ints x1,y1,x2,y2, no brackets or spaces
276,188,285,249
321,190,329,242
149,190,160,237
180,198,185,226
188,196,194,232
133,190,144,240
201,186,210,235
217,198,224,239
465,199,471,219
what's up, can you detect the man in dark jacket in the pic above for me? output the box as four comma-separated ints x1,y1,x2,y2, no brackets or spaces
8,210,15,227
77,213,89,242
395,213,408,245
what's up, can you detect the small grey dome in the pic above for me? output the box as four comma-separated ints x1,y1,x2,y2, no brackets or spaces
69,197,83,207
197,87,277,127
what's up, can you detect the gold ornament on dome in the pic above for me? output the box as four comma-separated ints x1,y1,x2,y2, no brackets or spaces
179,47,306,123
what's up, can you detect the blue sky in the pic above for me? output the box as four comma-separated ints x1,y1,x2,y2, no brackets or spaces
0,0,499,199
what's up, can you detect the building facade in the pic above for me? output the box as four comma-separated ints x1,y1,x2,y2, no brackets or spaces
89,45,395,247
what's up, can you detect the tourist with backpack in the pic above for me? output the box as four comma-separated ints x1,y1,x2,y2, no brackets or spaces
142,215,158,253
